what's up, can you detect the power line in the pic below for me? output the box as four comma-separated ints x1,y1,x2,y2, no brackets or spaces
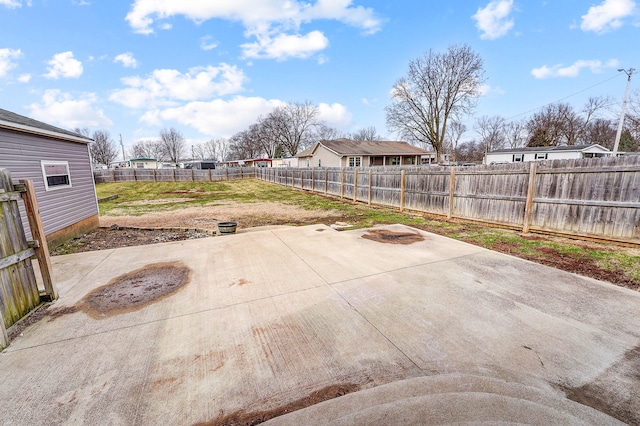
504,73,624,121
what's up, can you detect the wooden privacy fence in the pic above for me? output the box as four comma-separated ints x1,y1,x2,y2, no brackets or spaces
0,169,57,350
94,167,258,184
257,156,640,244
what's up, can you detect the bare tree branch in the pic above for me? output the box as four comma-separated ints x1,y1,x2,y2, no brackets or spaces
385,44,485,161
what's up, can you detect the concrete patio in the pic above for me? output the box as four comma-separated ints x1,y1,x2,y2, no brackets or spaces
0,224,638,425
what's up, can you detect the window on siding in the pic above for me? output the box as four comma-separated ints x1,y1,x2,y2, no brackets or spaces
348,156,361,167
534,153,548,160
136,163,145,168
41,161,71,190
390,156,401,165
513,154,524,162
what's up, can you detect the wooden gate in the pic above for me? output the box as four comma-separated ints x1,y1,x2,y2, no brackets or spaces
0,168,57,350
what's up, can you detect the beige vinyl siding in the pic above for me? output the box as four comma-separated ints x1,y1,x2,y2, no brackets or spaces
0,128,98,240
313,145,342,168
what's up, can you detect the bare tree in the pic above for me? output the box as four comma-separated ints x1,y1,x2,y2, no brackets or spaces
445,120,466,162
526,97,611,147
385,44,485,161
89,130,118,165
475,115,506,153
160,128,186,163
255,116,282,158
228,127,263,160
526,103,569,146
455,140,485,162
350,126,384,141
269,101,322,156
624,89,640,145
581,118,617,148
504,119,527,149
313,124,344,142
195,138,226,161
130,139,165,161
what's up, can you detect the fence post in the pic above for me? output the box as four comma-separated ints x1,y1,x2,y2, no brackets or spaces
448,168,456,219
523,162,538,234
325,168,328,194
0,309,8,349
368,169,372,205
353,169,358,203
311,168,315,192
19,179,58,301
400,170,406,212
340,168,345,199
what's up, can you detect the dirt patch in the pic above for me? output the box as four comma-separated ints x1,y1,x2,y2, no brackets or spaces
362,229,425,245
196,383,361,426
558,345,640,424
79,261,191,319
101,201,342,230
51,227,210,255
523,247,639,291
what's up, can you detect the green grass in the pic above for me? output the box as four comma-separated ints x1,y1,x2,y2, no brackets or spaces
95,180,640,287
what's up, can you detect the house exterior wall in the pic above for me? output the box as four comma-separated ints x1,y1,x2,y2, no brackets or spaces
312,145,342,168
487,150,586,164
130,160,158,169
0,127,99,246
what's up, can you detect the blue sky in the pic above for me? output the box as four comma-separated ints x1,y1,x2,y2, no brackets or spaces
1,0,638,157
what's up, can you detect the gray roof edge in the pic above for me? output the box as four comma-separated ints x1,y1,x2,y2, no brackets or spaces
0,108,93,144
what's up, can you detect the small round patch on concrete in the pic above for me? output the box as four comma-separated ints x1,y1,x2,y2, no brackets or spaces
80,261,191,319
362,229,425,245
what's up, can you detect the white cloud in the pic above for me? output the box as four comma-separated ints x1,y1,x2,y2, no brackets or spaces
473,0,515,40
531,59,619,79
114,52,138,68
109,64,246,109
44,51,83,79
140,96,286,136
581,0,636,33
478,84,492,96
0,0,22,8
0,48,21,77
126,0,381,34
317,102,352,129
18,73,31,83
28,90,113,129
241,30,329,60
125,0,380,60
200,36,218,51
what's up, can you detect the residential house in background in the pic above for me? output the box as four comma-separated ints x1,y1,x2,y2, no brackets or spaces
0,107,99,247
484,144,613,165
297,139,430,168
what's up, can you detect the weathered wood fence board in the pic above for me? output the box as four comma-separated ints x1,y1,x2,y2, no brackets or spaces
1,169,57,349
93,167,258,184
257,156,640,243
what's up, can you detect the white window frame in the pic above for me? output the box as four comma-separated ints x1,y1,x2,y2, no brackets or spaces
513,154,524,162
41,160,72,191
348,156,362,167
534,153,548,160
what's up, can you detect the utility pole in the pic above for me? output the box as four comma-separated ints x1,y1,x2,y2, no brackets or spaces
612,68,635,156
120,134,126,162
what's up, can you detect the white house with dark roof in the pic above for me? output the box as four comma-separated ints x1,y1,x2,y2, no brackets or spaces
297,139,430,168
0,107,99,247
484,144,613,165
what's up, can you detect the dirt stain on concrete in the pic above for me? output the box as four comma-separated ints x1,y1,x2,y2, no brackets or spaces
195,383,361,426
362,229,425,245
78,261,191,319
558,345,640,424
230,278,251,287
